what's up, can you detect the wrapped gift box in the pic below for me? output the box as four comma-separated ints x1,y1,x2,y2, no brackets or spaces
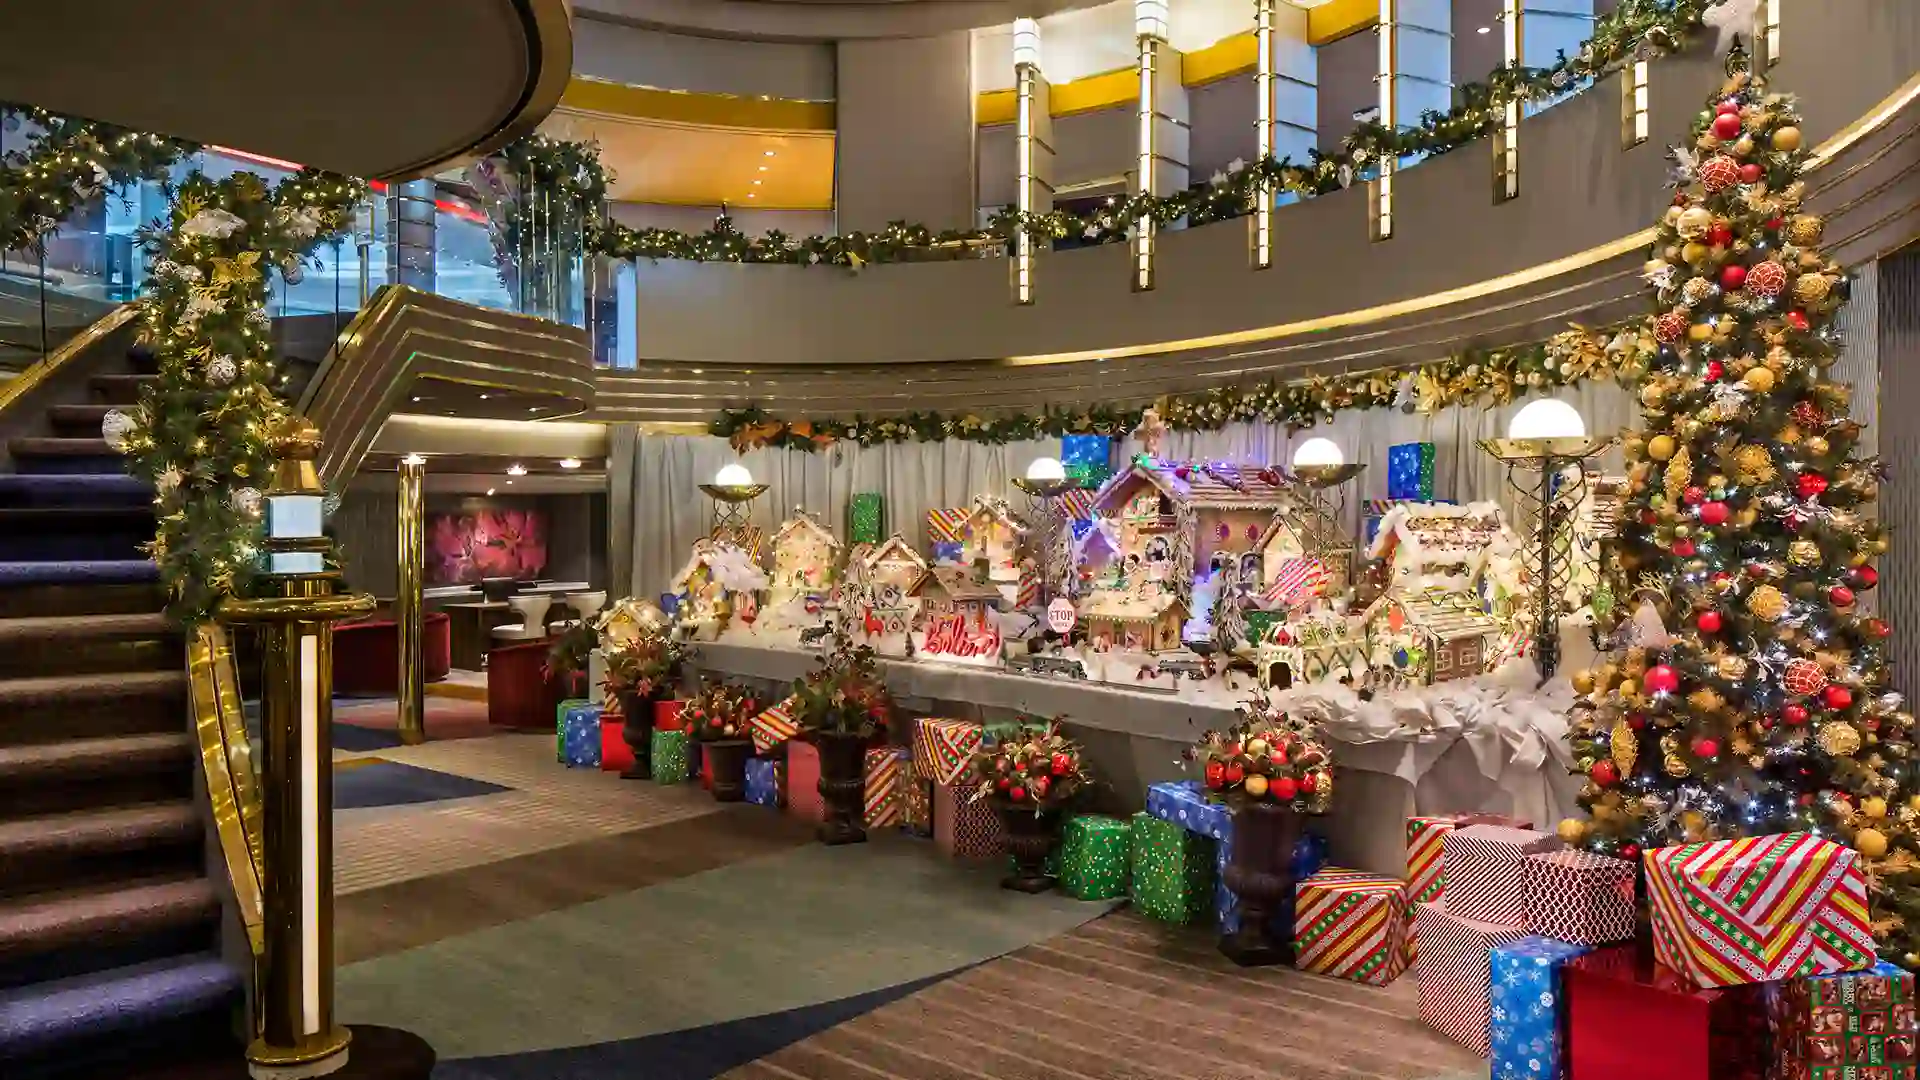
1219,831,1328,936
1060,814,1131,901
747,698,799,756
1149,781,1328,934
1061,434,1111,476
865,747,906,827
932,781,1000,858
927,507,969,546
744,757,780,808
787,740,823,822
1489,936,1592,1080
1767,959,1917,1080
1406,813,1536,905
601,714,635,773
1295,868,1411,986
1564,944,1769,1080
654,700,684,732
900,778,933,837
1387,441,1436,501
1646,832,1876,988
1415,900,1530,1056
1524,848,1635,946
560,703,601,769
1146,780,1230,841
1443,825,1562,926
557,697,591,762
913,718,984,786
848,493,884,546
1129,812,1215,926
650,729,690,785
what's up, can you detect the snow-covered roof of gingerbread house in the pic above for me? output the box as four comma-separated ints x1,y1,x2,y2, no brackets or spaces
1079,588,1190,624
1368,502,1511,589
964,494,1028,535
773,511,839,552
1365,588,1502,641
863,534,928,584
671,539,718,591
1090,459,1292,516
911,565,1003,605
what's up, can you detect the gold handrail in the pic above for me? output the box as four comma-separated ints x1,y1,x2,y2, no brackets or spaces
188,623,265,957
0,302,137,417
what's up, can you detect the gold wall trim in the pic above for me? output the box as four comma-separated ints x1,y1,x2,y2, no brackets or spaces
189,623,264,958
561,75,836,132
1182,33,1258,87
982,53,1229,126
0,303,136,417
1308,0,1380,45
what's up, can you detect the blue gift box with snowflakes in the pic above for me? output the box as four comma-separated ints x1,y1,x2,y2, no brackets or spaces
1386,441,1436,501
561,703,602,769
1489,935,1592,1080
1217,829,1328,934
1148,782,1328,934
1146,781,1230,839
745,757,779,808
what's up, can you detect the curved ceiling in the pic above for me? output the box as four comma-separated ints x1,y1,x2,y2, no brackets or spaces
573,0,1108,41
0,0,572,181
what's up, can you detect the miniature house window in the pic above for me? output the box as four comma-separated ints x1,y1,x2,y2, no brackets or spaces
1239,552,1261,582
1461,640,1481,666
1436,647,1453,673
1146,537,1170,562
1158,494,1173,516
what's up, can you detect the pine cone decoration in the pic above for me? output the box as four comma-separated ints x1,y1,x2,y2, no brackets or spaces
1747,584,1788,621
1787,214,1825,246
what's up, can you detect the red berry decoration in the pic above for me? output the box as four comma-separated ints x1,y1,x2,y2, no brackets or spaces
1704,360,1725,382
1672,539,1697,557
1298,773,1317,794
1830,585,1856,609
1787,310,1812,332
1712,112,1744,139
1851,565,1879,590
1204,760,1225,789
1707,224,1735,248
1865,618,1892,638
1270,776,1298,801
997,776,1012,791
1797,472,1830,499
1620,844,1640,862
1699,154,1741,192
1010,785,1028,802
1720,263,1748,292
1655,311,1690,342
1825,685,1854,711
1746,260,1789,298
1738,163,1764,184
1783,658,1828,697
1791,400,1825,429
1698,611,1724,634
1765,216,1784,231
1644,665,1681,695
1682,486,1705,506
1693,737,1721,759
1699,501,1729,526
1589,760,1621,787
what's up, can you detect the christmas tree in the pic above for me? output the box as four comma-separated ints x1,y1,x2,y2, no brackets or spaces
1563,46,1918,965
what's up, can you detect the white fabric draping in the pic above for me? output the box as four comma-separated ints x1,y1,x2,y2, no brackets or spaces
610,382,1635,600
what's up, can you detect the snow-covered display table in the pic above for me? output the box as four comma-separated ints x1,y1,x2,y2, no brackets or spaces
685,637,1581,877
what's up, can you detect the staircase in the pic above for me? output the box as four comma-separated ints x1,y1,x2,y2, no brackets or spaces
0,346,242,1077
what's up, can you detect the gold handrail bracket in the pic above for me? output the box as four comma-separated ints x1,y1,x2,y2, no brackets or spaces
189,622,265,957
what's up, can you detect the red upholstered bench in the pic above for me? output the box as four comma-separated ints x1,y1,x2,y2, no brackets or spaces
486,637,579,730
333,612,451,697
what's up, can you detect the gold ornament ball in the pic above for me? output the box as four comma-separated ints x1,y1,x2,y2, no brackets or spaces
1677,206,1714,239
1747,584,1788,621
1682,242,1709,265
1689,321,1716,343
1795,274,1831,304
1788,215,1825,245
1743,366,1776,392
1245,737,1270,757
1855,827,1889,859
1863,796,1889,820
1640,384,1667,408
1789,539,1822,566
1244,774,1269,798
1773,126,1803,152
1557,818,1589,844
1820,722,1864,757
1804,436,1830,457
1573,670,1596,695
1717,655,1749,681
1648,435,1678,461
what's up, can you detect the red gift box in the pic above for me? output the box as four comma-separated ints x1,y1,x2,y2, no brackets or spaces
654,700,684,731
1442,824,1562,926
1564,944,1768,1080
786,740,823,822
1413,900,1529,1056
601,716,635,773
1524,848,1636,945
932,781,1000,858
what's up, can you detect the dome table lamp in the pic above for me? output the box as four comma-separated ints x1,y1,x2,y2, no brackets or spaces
1011,457,1078,606
1284,439,1365,590
1478,398,1617,685
698,462,770,551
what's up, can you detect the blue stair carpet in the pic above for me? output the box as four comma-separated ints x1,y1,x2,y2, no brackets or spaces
0,474,151,505
0,954,239,1061
0,560,158,587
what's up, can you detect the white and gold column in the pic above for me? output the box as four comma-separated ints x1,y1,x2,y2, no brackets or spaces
1133,0,1187,290
1757,0,1781,67
1496,0,1594,200
1012,18,1055,305
1373,0,1450,240
1252,0,1316,268
396,453,426,745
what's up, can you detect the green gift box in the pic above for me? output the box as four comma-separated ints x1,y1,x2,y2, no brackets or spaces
651,729,691,784
848,493,884,546
1129,812,1214,924
1062,814,1131,900
557,697,590,763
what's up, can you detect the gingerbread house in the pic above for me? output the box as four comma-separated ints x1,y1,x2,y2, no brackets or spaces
1362,587,1502,684
1370,502,1513,597
1088,460,1292,607
912,566,1004,623
1255,505,1351,602
769,511,840,596
910,566,1006,666
961,495,1029,583
862,534,929,593
1079,588,1191,655
1256,611,1369,690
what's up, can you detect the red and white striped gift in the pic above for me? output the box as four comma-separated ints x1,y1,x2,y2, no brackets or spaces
1441,824,1561,926
1294,869,1410,986
1523,848,1637,945
1414,900,1529,1056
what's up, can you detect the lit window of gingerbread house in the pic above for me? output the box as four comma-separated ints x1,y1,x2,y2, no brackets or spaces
961,495,1029,584
1088,460,1291,605
1079,589,1191,654
911,566,1004,625
861,534,929,594
769,511,840,598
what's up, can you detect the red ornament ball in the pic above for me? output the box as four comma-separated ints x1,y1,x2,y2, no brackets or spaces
1738,163,1765,184
1699,155,1741,192
1223,763,1245,785
1655,311,1690,342
1698,611,1724,634
1694,737,1721,759
1788,310,1812,332
1797,472,1830,500
1852,565,1879,590
1051,753,1071,776
1589,760,1621,787
1628,713,1648,731
1672,539,1697,557
1204,761,1225,789
1707,224,1735,248
1682,485,1706,506
1783,659,1828,697
1830,585,1856,609
1717,100,1742,116
1298,773,1318,795
1765,216,1784,231
1783,703,1811,725
1270,776,1299,801
1747,562,1772,579
997,776,1012,792
1644,665,1681,695
1699,502,1730,526
1620,844,1640,862
1865,618,1892,639
1010,785,1028,802
1031,775,1050,798
1720,264,1748,292
1825,685,1854,711
1746,260,1789,298
1712,112,1744,139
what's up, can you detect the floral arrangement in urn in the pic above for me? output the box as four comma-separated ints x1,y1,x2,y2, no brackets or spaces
1188,693,1334,813
602,626,691,704
968,717,1091,814
682,681,759,742
789,627,894,739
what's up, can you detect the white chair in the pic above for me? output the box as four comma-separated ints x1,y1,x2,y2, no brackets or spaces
490,594,553,642
546,590,607,634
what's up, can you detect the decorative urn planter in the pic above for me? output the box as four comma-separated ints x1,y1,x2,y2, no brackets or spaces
613,690,656,780
704,738,752,802
995,800,1062,893
813,730,869,846
1218,799,1303,967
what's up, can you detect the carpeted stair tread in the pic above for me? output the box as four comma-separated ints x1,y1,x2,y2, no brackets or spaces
0,669,184,709
0,803,199,867
0,612,173,646
46,403,116,435
0,473,150,507
0,877,219,960
0,560,157,587
0,953,238,1060
8,437,114,458
0,733,192,784
88,374,155,404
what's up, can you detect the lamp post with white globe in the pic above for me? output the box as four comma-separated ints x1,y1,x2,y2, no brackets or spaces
698,462,770,552
1285,438,1365,592
1012,457,1078,605
1479,398,1616,684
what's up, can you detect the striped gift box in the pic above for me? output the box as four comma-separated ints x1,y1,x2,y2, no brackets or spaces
1443,825,1562,927
1647,832,1876,988
1406,817,1455,905
927,507,969,544
747,698,799,755
1294,869,1411,986
912,718,983,785
864,747,906,827
1415,900,1529,1056
1057,488,1096,521
1524,848,1636,946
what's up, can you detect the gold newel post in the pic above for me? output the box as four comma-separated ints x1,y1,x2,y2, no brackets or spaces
396,454,426,745
218,419,420,1079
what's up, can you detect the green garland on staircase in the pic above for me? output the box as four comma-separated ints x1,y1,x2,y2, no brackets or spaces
0,106,196,253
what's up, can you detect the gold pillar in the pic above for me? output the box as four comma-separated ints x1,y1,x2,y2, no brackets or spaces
396,454,426,745
220,420,375,1079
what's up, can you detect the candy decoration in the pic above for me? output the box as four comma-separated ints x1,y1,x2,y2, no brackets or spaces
1746,260,1788,298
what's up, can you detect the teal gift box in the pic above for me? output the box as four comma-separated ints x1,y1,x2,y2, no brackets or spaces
1129,812,1214,924
848,493,884,546
651,729,691,784
1061,814,1130,900
1387,442,1435,500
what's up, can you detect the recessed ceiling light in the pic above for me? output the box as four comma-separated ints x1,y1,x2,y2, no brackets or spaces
478,393,490,400
1477,25,1491,33
528,406,542,413
410,395,421,403
504,479,514,485
764,151,775,157
752,179,762,186
692,368,705,374
559,458,582,470
748,193,757,198
486,487,495,496
758,166,768,172
507,464,527,477
401,452,426,466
